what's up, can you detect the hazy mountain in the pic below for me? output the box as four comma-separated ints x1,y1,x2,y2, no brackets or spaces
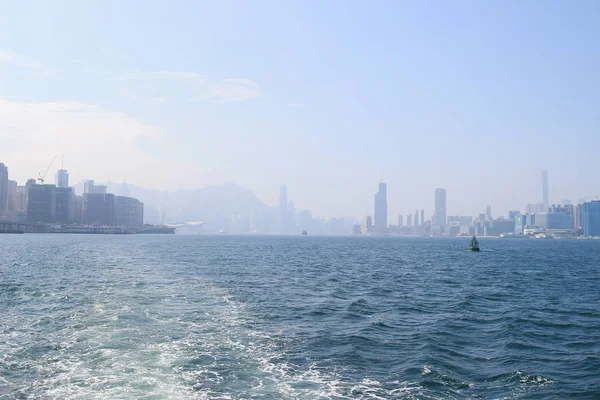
73,181,272,229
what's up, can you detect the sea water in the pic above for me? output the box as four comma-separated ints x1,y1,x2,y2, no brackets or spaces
1,235,599,399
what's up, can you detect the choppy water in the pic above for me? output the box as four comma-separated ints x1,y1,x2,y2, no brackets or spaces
0,235,599,399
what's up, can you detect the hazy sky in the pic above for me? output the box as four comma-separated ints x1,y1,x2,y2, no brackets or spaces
1,0,599,219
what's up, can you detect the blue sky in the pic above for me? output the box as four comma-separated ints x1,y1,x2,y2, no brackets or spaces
1,0,599,219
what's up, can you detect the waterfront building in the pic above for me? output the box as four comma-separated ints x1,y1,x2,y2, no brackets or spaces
583,201,600,237
362,216,373,234
534,213,573,230
434,188,446,227
398,215,403,227
114,196,144,230
573,204,584,232
27,184,56,223
84,193,115,225
55,187,74,224
0,163,8,217
7,180,17,212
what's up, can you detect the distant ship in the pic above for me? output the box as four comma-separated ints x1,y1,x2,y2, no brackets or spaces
48,225,131,234
469,236,480,252
136,225,176,234
302,230,307,236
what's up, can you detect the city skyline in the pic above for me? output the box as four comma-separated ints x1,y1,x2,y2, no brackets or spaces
3,158,600,237
3,159,599,224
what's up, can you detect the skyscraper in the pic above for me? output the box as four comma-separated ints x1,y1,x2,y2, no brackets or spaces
279,185,288,211
542,170,548,209
421,209,424,225
0,163,8,217
279,184,290,234
485,205,492,221
362,216,373,234
434,188,446,226
398,215,403,227
583,201,600,237
55,169,69,188
414,209,419,226
407,213,412,227
374,182,387,234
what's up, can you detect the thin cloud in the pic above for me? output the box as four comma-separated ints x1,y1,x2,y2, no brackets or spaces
0,51,45,69
0,97,200,188
109,71,261,104
273,103,306,109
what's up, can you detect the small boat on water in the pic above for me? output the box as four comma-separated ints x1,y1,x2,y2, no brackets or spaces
469,236,480,252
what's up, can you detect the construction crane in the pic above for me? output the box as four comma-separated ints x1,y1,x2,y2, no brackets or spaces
37,155,59,184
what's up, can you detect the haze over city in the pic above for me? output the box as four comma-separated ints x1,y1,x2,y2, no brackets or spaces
1,1,600,219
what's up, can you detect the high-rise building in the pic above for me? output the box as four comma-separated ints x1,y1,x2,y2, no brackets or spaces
414,209,419,226
407,213,412,227
55,169,69,188
0,163,8,217
485,205,492,221
434,188,446,227
84,180,107,194
279,184,295,234
398,215,403,227
583,201,600,237
279,185,288,211
55,187,74,223
362,216,373,234
542,170,549,208
374,182,387,234
526,202,547,214
508,210,520,221
421,210,424,225
574,204,584,232
14,186,28,212
7,180,17,212
84,193,115,225
27,184,57,223
114,196,144,229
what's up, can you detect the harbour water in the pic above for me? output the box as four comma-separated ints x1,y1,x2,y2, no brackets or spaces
1,235,599,399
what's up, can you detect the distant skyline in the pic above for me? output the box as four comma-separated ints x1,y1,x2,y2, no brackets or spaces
1,1,600,219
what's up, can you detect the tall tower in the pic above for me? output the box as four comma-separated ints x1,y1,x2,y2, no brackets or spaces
0,163,8,217
421,209,424,225
435,188,447,226
414,209,419,226
279,185,288,211
374,182,387,234
55,170,69,188
542,170,549,210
